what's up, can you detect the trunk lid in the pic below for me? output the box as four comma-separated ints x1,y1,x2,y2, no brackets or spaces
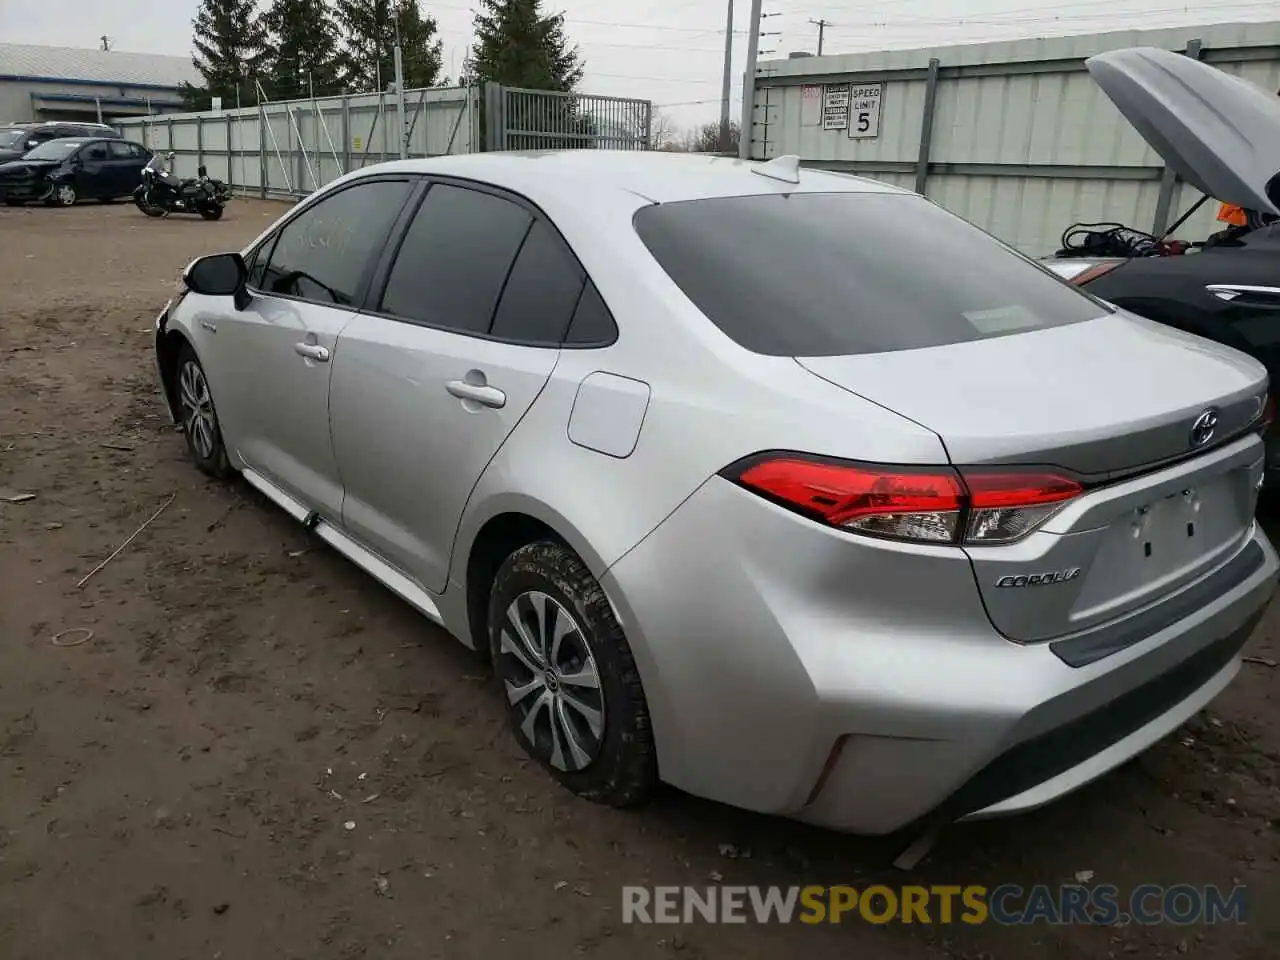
798,312,1268,641
1087,46,1280,216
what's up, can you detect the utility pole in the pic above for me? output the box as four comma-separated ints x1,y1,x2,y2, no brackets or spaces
393,20,408,160
99,35,111,52
738,0,763,160
719,0,734,154
809,18,831,56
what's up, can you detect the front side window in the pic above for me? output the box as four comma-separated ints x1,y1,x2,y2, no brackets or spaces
634,192,1106,357
259,179,413,305
82,143,109,161
108,141,133,159
380,183,533,335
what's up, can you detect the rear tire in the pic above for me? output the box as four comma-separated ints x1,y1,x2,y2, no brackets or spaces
173,342,232,479
488,540,657,807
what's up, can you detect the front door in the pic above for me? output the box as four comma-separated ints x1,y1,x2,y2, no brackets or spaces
212,176,417,518
330,182,586,592
75,141,111,197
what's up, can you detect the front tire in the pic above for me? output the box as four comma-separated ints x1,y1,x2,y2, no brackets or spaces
49,183,77,207
135,190,166,217
173,343,231,478
198,202,224,221
488,540,657,807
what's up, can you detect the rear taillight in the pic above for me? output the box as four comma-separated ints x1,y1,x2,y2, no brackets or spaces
722,454,1082,546
1260,394,1276,435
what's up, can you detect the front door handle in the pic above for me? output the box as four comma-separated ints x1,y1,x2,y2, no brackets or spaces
446,379,506,408
294,342,330,362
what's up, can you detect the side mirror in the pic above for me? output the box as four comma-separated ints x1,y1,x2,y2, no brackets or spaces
25,139,37,149
184,253,250,309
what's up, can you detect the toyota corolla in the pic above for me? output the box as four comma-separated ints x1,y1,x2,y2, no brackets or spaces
151,129,1276,838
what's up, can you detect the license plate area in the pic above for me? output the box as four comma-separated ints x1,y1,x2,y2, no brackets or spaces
1071,472,1251,623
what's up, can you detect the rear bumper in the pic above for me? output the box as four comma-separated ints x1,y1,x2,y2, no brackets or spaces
602,477,1278,835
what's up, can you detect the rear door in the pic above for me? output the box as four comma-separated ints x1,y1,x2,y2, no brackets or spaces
330,180,584,592
204,176,416,519
107,140,137,194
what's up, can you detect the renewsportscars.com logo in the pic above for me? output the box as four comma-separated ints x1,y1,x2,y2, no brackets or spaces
621,884,1248,926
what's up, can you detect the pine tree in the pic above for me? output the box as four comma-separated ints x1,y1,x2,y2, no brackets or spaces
470,0,583,92
335,0,442,93
261,0,344,100
189,0,268,108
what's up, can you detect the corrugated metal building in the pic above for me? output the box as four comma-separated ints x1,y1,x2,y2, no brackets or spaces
748,22,1280,255
0,43,196,124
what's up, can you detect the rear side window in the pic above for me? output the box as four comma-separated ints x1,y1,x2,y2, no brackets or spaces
633,193,1104,356
564,281,618,346
381,183,532,335
260,179,412,305
490,219,586,344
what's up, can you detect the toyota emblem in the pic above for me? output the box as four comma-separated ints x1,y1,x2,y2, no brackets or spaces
1190,408,1219,449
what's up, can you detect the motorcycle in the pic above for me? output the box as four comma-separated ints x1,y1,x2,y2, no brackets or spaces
135,151,230,220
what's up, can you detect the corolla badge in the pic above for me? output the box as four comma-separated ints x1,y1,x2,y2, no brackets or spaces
995,568,1081,588
1189,408,1219,449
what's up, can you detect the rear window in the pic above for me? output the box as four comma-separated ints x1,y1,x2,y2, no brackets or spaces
633,193,1106,357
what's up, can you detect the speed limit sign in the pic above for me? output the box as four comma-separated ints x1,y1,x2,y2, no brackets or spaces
847,83,883,139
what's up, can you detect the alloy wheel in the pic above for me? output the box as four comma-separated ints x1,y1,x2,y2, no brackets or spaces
497,590,606,772
178,360,216,460
56,184,76,206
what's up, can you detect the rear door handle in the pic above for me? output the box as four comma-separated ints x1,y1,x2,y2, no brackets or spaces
446,380,506,408
1206,284,1280,305
294,342,330,362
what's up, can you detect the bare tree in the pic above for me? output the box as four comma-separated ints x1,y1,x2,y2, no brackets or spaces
682,120,739,154
648,108,682,152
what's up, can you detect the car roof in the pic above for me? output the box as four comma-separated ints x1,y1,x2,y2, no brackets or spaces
357,150,910,205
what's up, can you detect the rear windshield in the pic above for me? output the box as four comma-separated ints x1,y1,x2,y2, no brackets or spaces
633,193,1106,356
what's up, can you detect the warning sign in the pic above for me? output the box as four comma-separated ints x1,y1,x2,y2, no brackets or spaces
822,84,850,131
801,85,822,126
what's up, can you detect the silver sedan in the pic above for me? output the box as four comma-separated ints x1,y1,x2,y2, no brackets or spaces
153,144,1275,837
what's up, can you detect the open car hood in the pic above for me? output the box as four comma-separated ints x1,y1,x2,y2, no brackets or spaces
1087,46,1280,216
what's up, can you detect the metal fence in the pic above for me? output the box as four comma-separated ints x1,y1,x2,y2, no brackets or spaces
115,85,479,200
748,20,1280,254
486,85,651,151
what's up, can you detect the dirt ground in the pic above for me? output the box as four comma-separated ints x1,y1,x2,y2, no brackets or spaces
0,199,1277,959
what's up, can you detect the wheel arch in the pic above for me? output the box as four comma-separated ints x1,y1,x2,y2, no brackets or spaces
155,325,193,423
456,497,613,658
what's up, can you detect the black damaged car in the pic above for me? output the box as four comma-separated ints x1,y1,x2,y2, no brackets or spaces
0,137,151,207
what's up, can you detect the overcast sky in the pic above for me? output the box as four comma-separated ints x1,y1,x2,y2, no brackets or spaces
0,0,1274,127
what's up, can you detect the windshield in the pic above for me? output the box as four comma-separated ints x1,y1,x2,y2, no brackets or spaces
0,129,27,148
633,192,1107,357
23,140,82,161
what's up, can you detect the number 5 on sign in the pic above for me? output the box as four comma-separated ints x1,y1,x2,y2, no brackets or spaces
847,83,883,139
